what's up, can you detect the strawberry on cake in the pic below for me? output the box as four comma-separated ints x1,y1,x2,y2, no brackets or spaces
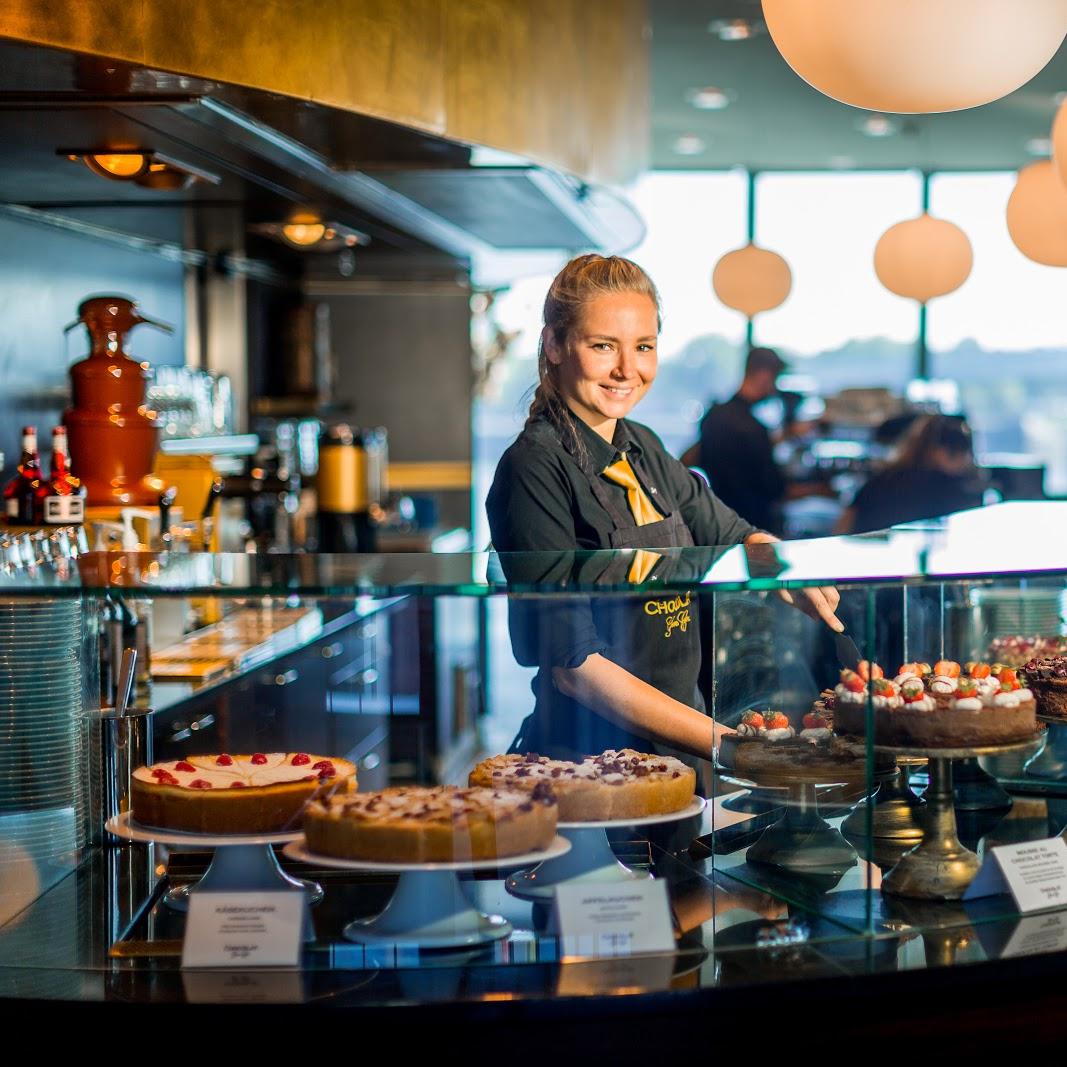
131,752,357,834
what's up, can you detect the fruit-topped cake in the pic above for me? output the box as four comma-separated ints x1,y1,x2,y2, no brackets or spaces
723,703,892,785
832,656,1038,748
1022,655,1067,720
990,635,1067,669
468,749,696,821
736,710,795,741
131,752,357,834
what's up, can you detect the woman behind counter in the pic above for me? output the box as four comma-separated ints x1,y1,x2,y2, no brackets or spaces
487,254,841,763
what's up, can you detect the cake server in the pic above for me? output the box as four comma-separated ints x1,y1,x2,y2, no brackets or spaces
833,627,863,671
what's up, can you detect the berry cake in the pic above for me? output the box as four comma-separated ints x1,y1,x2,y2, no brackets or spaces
989,636,1067,669
304,785,558,862
722,709,886,785
131,752,357,834
1022,656,1067,721
833,660,1038,748
468,749,696,822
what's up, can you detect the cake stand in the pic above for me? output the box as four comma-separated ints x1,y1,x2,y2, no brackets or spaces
877,733,1045,901
105,813,322,912
1024,717,1067,781
505,797,706,901
717,771,881,879
283,835,571,948
841,756,927,844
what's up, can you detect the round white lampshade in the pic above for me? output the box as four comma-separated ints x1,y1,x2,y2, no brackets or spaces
1006,161,1067,266
763,0,1067,114
712,244,792,317
874,214,973,302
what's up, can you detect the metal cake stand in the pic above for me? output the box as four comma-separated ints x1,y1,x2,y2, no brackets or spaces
505,797,706,901
841,755,928,844
717,767,888,879
877,732,1046,901
106,812,322,913
284,835,571,948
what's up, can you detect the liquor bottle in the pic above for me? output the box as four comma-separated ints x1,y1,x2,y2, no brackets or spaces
2,425,42,525
38,426,85,525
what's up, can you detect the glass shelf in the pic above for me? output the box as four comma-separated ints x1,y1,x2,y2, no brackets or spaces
1,502,1065,598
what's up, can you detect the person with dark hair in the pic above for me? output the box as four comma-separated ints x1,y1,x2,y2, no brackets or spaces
486,255,842,761
682,347,796,535
835,414,986,534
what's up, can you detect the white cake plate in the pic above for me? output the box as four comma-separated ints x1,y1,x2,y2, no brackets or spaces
284,835,572,949
105,813,323,912
506,797,706,901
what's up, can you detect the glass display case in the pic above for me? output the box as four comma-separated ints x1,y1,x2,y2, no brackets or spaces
1,501,1066,1014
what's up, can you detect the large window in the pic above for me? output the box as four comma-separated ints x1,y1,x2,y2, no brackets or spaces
753,171,923,392
927,173,1067,492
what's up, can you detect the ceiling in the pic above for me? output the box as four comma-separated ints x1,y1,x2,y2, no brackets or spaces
650,0,1067,171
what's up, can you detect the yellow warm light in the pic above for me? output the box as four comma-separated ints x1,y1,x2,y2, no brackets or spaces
1006,160,1067,266
282,220,327,247
712,243,792,318
874,214,973,303
762,0,1067,113
84,152,150,180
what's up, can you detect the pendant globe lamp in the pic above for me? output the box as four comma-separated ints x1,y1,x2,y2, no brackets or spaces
874,214,973,302
1006,161,1067,267
712,243,793,326
762,0,1067,113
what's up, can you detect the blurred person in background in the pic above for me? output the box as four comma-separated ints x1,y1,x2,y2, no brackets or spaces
835,414,986,535
681,346,826,536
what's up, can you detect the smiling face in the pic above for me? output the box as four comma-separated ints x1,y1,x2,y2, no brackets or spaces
546,291,659,440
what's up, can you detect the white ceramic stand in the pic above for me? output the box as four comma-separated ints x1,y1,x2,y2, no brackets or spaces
505,797,706,901
105,813,322,913
284,835,571,949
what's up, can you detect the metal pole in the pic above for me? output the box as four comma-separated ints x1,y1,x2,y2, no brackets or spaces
917,172,931,380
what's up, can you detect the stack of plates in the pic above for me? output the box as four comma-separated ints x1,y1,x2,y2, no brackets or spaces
0,600,85,826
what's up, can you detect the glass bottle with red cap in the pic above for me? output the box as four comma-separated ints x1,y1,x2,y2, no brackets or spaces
2,425,43,525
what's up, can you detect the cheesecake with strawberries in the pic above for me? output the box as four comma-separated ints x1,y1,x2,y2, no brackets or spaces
724,708,886,785
131,752,357,834
833,659,1038,748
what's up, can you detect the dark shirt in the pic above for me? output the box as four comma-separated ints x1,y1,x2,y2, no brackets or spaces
487,413,756,672
849,467,986,534
697,392,785,534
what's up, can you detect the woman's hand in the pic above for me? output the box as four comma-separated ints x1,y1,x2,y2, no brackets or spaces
744,531,844,632
778,584,843,632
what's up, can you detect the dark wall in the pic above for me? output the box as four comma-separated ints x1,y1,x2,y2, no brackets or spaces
0,207,185,480
311,277,473,529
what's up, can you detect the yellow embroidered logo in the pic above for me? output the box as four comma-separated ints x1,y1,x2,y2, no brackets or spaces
644,592,691,638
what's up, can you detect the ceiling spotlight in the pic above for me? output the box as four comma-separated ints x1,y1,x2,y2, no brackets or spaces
672,135,707,156
686,86,733,110
282,214,327,247
250,213,370,252
1026,136,1052,157
708,18,764,41
80,152,150,181
62,149,220,188
858,113,899,138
